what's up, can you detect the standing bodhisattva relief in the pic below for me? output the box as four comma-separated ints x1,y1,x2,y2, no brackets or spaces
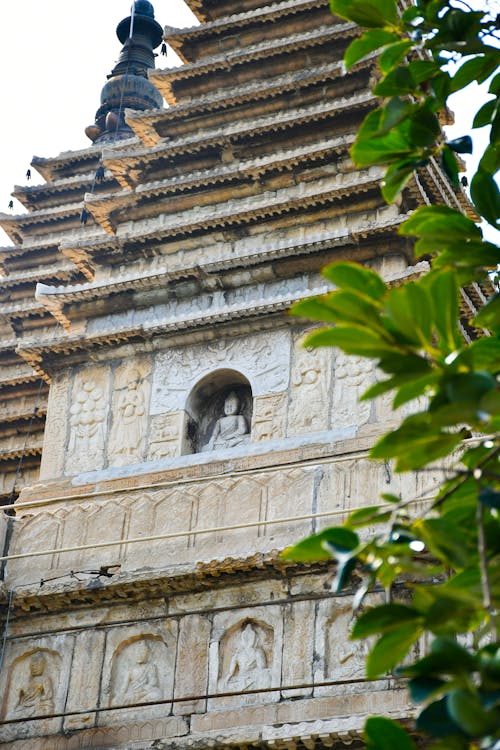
110,371,147,465
203,392,250,451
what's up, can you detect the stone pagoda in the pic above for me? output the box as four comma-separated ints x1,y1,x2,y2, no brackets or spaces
0,0,481,747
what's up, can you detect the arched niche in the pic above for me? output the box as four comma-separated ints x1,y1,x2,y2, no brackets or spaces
185,369,253,454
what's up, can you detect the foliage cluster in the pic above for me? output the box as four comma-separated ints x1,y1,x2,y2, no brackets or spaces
283,1,500,748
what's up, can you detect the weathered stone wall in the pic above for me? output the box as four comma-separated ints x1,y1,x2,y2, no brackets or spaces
38,323,396,482
0,571,413,748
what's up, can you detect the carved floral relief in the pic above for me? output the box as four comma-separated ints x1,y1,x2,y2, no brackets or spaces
66,371,109,474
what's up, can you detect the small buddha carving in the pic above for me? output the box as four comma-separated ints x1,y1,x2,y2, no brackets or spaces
224,623,269,691
203,391,250,451
15,652,54,718
117,641,162,705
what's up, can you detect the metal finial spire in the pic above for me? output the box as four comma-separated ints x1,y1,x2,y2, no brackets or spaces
85,1,164,144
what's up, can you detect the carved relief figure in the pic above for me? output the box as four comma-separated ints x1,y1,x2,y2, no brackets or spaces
119,641,162,705
68,379,107,470
110,371,147,464
110,637,166,708
203,392,250,451
223,622,270,691
325,608,370,680
289,333,331,435
14,652,54,718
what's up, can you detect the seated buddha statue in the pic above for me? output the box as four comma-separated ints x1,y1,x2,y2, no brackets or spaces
204,391,250,451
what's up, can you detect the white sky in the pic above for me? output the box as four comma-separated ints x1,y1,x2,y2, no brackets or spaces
0,0,197,244
0,0,495,246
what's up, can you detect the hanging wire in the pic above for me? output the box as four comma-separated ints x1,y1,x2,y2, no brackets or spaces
0,588,14,674
0,674,405,726
6,378,45,509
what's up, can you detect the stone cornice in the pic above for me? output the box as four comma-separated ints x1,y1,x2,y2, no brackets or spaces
91,132,356,229
152,22,357,105
1,551,325,615
28,248,424,374
0,260,75,289
0,298,49,319
165,0,329,61
59,200,404,281
0,365,39,389
30,137,138,183
11,170,115,212
21,283,330,380
127,59,372,146
114,89,374,184
36,208,405,312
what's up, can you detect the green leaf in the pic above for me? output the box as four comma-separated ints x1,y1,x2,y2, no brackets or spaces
403,637,477,678
281,527,359,562
322,261,387,300
365,717,417,750
291,296,341,323
408,59,440,84
351,126,413,166
379,97,414,134
409,107,440,147
479,487,500,509
305,326,396,357
474,293,500,329
400,205,481,242
330,0,399,28
441,145,460,187
371,414,463,471
344,29,400,68
352,604,423,638
447,688,495,736
374,66,415,96
367,622,422,678
381,161,417,203
416,518,470,569
447,136,473,154
452,55,500,91
392,373,438,409
416,698,461,737
470,169,500,229
473,99,496,129
409,676,446,703
379,40,413,74
345,505,389,527
426,270,461,352
384,281,433,346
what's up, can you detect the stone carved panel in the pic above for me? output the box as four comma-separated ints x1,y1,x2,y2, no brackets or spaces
111,638,163,705
221,621,272,691
109,362,151,468
148,412,185,460
65,368,110,475
252,393,287,442
288,331,333,435
63,630,106,732
315,595,384,696
0,639,73,743
39,372,71,480
332,352,374,429
209,606,283,709
100,624,177,725
4,650,58,719
7,465,319,584
151,331,291,415
200,389,251,452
